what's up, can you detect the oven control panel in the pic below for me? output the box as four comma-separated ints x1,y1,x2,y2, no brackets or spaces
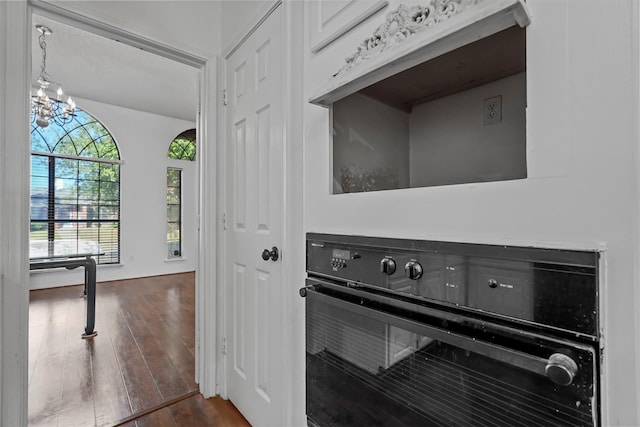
307,233,600,338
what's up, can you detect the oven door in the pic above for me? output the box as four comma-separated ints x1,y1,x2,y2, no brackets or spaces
303,282,598,427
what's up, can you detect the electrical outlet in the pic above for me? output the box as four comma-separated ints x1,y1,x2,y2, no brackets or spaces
484,95,502,125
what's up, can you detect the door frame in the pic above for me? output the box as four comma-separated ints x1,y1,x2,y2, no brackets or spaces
218,0,305,424
0,2,219,424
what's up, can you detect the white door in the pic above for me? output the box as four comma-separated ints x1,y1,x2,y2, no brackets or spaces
224,6,285,427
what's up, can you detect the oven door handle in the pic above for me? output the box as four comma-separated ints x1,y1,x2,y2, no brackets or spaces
305,287,554,380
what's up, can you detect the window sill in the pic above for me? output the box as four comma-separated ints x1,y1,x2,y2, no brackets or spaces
164,257,186,263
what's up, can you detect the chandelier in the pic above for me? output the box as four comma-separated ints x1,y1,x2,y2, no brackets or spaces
31,24,76,128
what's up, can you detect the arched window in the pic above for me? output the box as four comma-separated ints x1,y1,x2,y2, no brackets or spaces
166,129,196,259
30,107,121,265
167,129,196,161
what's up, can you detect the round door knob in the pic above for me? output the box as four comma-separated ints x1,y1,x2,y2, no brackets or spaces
405,260,423,280
380,257,396,275
545,353,579,386
261,247,279,262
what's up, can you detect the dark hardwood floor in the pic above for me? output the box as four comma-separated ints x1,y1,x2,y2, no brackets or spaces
28,272,250,427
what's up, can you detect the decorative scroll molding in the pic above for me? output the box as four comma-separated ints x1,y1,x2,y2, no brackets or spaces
335,0,483,77
309,0,530,107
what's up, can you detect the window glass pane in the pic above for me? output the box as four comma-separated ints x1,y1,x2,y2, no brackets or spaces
55,158,78,178
53,136,78,156
99,181,120,202
167,222,181,258
30,200,48,220
83,120,108,141
54,202,77,220
77,181,98,201
78,161,99,181
31,158,49,222
95,136,119,159
77,140,99,158
168,241,181,258
167,168,180,186
167,205,181,223
98,222,120,263
77,203,99,220
56,177,78,197
34,126,64,152
167,129,196,161
67,126,92,148
100,163,119,182
31,155,49,178
29,222,49,258
167,191,180,204
31,133,50,153
99,205,119,219
53,221,80,256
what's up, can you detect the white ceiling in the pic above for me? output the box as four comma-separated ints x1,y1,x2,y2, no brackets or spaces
31,14,199,122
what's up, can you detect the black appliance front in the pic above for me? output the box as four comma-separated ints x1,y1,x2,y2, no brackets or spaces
302,233,600,427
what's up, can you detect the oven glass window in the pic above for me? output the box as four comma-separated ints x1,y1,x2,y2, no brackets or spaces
306,292,596,427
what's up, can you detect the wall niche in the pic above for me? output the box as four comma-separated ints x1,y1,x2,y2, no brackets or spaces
310,0,531,194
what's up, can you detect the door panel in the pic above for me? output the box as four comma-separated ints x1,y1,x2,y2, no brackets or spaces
225,6,284,427
234,121,247,231
256,106,271,232
233,263,246,378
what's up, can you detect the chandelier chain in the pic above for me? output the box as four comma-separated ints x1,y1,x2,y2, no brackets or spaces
38,31,51,84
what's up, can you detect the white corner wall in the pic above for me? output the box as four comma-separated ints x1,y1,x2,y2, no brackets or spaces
220,0,276,53
51,0,222,59
409,72,526,187
303,0,639,425
29,97,198,290
332,92,410,193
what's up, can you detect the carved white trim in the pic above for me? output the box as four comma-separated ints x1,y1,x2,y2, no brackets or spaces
309,0,531,107
335,0,483,77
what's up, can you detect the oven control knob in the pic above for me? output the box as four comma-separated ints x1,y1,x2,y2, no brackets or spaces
545,353,579,386
405,261,423,280
380,257,396,275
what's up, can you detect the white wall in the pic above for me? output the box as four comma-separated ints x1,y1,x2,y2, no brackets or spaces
303,0,639,425
410,72,526,187
51,0,221,59
29,97,198,289
332,92,409,193
220,1,275,53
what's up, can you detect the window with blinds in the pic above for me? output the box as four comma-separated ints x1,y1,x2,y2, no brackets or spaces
30,107,121,264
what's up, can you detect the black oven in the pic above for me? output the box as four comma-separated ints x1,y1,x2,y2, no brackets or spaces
301,233,600,427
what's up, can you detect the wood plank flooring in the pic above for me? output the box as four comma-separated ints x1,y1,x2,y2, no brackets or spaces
28,272,250,427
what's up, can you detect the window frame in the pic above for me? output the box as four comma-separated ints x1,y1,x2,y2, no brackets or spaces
166,166,183,260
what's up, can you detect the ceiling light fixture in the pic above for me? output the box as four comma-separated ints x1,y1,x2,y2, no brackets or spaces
31,24,76,128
